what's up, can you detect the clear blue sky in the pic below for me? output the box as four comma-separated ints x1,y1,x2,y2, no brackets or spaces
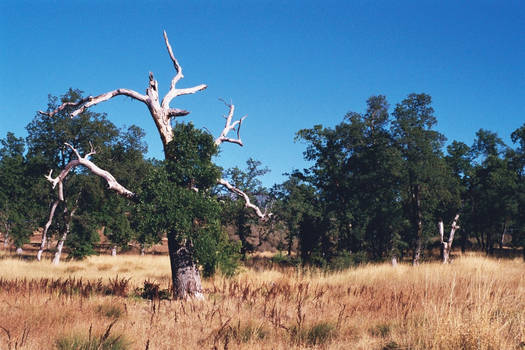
1,1,524,187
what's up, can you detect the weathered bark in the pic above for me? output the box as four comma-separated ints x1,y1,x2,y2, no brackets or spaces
37,200,60,261
167,234,203,300
412,184,423,266
111,245,117,257
140,246,145,256
439,214,460,264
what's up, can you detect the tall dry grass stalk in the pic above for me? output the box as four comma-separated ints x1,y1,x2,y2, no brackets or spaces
0,253,523,349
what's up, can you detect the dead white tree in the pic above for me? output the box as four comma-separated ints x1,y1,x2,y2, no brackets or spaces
39,143,135,264
36,200,59,260
439,214,460,264
40,31,268,299
51,200,77,265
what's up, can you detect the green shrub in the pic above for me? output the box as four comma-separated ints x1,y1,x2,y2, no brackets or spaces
307,322,336,345
55,322,128,350
194,222,240,278
369,323,391,338
134,280,170,300
290,322,337,346
271,252,300,267
329,251,368,270
96,303,124,319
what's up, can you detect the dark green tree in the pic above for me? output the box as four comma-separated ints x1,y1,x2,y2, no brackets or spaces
509,124,525,259
294,96,406,265
0,133,40,252
391,93,449,265
468,129,518,254
29,89,149,262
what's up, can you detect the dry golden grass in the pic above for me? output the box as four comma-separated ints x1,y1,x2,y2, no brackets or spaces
0,252,523,349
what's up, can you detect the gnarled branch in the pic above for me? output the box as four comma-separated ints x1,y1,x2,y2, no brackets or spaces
45,143,136,201
214,99,247,147
218,178,270,219
38,31,207,149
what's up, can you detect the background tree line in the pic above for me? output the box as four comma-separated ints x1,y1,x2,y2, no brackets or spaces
1,90,524,274
273,93,525,265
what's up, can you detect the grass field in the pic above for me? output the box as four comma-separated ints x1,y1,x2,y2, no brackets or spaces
0,252,523,349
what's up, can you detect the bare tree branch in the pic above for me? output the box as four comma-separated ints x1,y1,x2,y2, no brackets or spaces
45,143,136,200
38,31,207,150
161,31,208,109
39,89,148,118
214,100,247,146
218,178,270,219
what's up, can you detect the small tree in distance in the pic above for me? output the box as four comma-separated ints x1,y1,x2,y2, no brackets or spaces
39,31,269,299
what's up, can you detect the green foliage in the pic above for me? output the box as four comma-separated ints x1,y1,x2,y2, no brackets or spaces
164,122,221,189
291,95,406,263
194,222,241,277
329,251,368,270
96,303,124,319
290,322,337,346
136,122,240,277
67,213,99,260
55,331,129,350
0,132,41,248
134,280,170,300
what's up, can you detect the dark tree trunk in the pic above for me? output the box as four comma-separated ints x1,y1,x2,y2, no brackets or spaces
486,233,494,255
460,232,466,253
167,234,203,299
412,184,423,266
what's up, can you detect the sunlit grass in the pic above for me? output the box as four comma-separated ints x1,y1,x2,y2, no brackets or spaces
0,252,523,349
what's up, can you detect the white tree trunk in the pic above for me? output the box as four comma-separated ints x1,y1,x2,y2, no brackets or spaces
52,234,66,265
16,247,23,255
111,245,117,257
37,200,60,261
439,214,460,264
52,207,76,266
391,256,398,267
140,246,145,256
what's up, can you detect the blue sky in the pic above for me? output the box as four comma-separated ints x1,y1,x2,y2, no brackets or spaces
1,1,524,187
